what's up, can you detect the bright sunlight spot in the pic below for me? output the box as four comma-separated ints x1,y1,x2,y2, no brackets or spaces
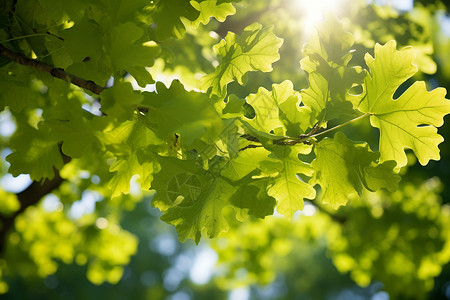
189,247,218,285
371,0,413,11
95,217,108,229
229,287,250,300
0,173,32,193
42,194,63,213
70,190,102,219
303,203,317,216
294,0,344,33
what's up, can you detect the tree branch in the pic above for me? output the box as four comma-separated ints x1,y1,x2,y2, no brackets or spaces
271,113,371,146
0,44,105,95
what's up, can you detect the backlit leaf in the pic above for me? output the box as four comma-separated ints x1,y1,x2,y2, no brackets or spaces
141,80,222,145
358,40,450,167
7,124,63,182
202,23,283,98
221,147,270,181
311,132,400,208
191,0,236,26
245,80,313,136
152,0,200,40
300,15,363,122
261,145,316,218
160,176,236,244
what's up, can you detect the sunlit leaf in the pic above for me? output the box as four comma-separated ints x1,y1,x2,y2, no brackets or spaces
311,132,400,208
161,176,236,244
358,40,450,167
141,80,222,145
6,124,63,182
202,23,283,98
261,145,316,218
191,0,236,26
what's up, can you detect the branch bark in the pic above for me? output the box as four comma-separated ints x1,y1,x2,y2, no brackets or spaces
0,45,105,95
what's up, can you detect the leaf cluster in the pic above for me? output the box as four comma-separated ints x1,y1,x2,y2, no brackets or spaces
0,0,449,297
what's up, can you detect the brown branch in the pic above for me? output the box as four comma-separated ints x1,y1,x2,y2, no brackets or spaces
0,45,105,95
239,144,262,151
0,151,71,255
240,134,260,143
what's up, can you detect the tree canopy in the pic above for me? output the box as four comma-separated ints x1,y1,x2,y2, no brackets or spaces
1,0,450,299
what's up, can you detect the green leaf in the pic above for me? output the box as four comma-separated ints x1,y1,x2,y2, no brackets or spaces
43,115,100,158
191,0,236,26
63,16,102,63
152,0,200,40
6,124,63,182
160,176,236,244
42,95,106,158
221,147,270,181
300,72,328,121
152,155,237,243
215,118,240,159
65,60,110,87
100,81,143,121
300,15,363,122
261,145,316,218
202,23,283,98
102,118,164,197
239,121,285,150
0,11,12,29
109,22,160,71
0,80,40,112
222,94,245,118
358,41,450,167
245,86,285,134
311,132,400,209
101,119,154,154
127,66,154,87
301,15,354,73
151,156,203,211
278,94,314,137
37,0,85,21
229,179,276,220
301,69,360,122
108,149,159,198
141,80,222,145
245,80,312,136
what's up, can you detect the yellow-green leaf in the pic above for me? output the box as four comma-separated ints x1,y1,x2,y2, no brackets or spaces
358,40,450,167
311,132,400,209
261,145,316,218
202,23,283,98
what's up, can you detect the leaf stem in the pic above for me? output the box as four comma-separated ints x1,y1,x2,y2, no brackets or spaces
308,113,371,139
244,113,371,148
0,33,49,44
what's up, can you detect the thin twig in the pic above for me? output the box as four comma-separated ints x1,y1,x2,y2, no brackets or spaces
0,33,49,44
239,144,263,151
272,113,371,146
308,113,371,139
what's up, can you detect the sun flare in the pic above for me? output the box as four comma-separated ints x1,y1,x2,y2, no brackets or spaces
294,0,344,33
